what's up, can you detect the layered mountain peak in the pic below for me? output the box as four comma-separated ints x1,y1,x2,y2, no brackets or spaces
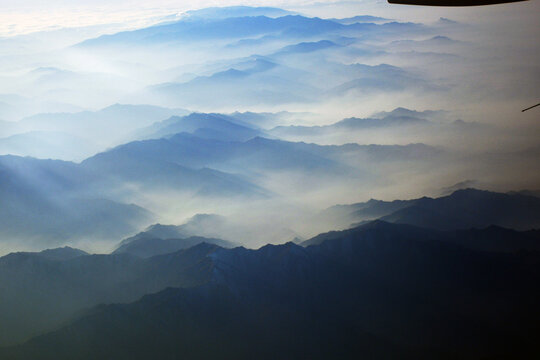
38,246,89,261
322,188,540,232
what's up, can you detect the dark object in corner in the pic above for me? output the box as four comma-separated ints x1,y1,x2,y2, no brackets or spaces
522,102,540,112
388,0,527,6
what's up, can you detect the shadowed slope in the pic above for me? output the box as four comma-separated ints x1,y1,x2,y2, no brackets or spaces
2,221,539,358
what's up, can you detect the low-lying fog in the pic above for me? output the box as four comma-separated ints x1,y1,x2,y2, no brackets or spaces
0,1,538,254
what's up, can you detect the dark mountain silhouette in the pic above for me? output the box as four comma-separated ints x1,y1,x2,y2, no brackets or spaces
1,221,538,359
0,244,218,346
449,226,540,253
116,214,234,248
305,220,540,253
121,223,194,241
508,189,540,198
322,197,421,228
113,215,236,258
6,247,89,263
0,284,420,360
439,179,479,195
323,188,540,231
389,0,526,6
32,247,89,261
381,188,540,231
113,236,233,258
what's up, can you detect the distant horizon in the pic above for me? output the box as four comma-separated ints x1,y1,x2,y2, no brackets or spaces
3,1,535,37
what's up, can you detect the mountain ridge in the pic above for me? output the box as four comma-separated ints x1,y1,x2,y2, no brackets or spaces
322,188,540,231
2,219,539,358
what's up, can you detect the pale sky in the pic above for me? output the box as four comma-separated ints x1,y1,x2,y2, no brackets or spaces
1,0,538,37
0,0,354,36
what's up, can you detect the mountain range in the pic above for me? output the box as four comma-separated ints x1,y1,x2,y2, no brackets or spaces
0,105,531,250
136,112,262,141
322,188,540,231
269,107,464,139
0,155,154,247
114,215,237,258
77,16,355,46
0,5,538,359
0,220,538,358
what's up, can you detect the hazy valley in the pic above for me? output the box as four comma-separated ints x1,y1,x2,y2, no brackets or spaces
0,2,539,359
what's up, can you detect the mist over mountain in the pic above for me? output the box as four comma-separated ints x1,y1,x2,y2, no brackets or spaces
269,108,433,137
130,214,231,239
0,3,539,359
0,131,98,161
0,103,532,251
13,104,187,146
267,106,497,150
228,110,301,129
114,214,237,258
114,236,233,258
77,15,351,47
322,188,540,231
147,57,319,108
0,155,154,251
81,148,265,198
137,112,262,141
94,129,442,175
0,94,82,122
